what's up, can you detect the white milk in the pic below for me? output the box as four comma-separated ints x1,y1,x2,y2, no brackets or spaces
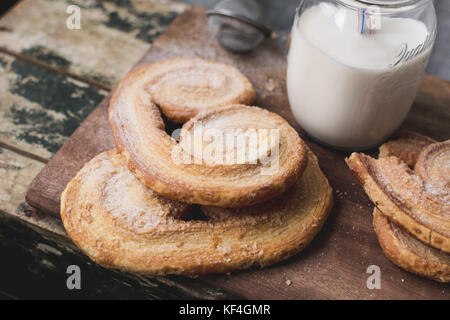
287,3,432,149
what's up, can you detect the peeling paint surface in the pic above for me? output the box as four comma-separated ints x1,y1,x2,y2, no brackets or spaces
0,0,187,87
0,53,106,159
0,147,44,215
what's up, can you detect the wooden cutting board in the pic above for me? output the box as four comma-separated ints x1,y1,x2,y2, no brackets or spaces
26,7,450,299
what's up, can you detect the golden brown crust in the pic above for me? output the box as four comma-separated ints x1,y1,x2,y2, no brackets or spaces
378,131,436,168
109,64,308,207
140,57,255,123
373,208,450,283
346,152,450,253
353,133,450,282
414,140,450,202
61,150,333,276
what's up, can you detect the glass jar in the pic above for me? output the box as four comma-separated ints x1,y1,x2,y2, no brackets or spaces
287,0,436,150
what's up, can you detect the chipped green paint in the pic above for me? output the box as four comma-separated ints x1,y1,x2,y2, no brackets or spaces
10,59,104,116
95,0,180,43
0,161,26,171
0,56,7,68
0,0,188,87
10,106,75,155
0,148,44,215
104,9,179,43
21,45,72,69
105,11,135,33
134,11,179,43
0,53,106,158
15,202,25,214
102,0,134,8
69,0,181,45
7,58,105,154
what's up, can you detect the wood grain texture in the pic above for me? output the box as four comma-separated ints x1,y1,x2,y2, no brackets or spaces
0,0,187,88
26,8,450,299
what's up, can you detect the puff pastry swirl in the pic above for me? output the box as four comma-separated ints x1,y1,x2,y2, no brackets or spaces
372,133,449,282
373,208,450,283
109,68,308,207
346,140,450,253
378,131,436,168
137,57,255,123
61,150,333,275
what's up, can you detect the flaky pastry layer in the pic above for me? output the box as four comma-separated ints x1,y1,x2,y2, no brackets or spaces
378,131,436,168
373,208,450,283
61,150,333,275
109,68,308,206
347,129,450,255
140,57,255,123
414,140,450,202
346,151,450,253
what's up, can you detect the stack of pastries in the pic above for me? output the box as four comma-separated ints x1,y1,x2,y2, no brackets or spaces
61,57,333,275
347,132,450,282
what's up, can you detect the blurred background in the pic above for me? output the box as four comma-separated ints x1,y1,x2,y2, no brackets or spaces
1,0,448,80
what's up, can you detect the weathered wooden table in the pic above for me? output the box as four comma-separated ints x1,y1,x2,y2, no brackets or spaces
0,0,235,299
0,0,449,299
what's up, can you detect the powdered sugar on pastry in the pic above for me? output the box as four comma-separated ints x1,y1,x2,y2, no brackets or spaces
143,57,255,123
61,150,333,276
110,76,308,207
346,139,450,253
415,140,450,202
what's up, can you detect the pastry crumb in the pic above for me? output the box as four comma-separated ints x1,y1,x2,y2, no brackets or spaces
266,78,276,91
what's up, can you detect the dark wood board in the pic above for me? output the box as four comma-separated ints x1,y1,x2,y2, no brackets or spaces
26,7,450,299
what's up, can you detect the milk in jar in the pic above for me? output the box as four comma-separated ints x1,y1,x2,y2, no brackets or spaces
287,0,436,149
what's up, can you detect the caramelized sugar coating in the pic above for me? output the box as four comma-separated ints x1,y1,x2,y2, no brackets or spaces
373,208,449,283
415,140,450,202
61,151,333,275
109,76,308,207
347,150,450,253
141,57,255,123
349,132,449,282
378,131,436,168
347,130,450,252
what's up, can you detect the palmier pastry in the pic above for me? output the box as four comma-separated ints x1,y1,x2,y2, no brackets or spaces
372,135,449,282
137,57,255,123
110,68,308,207
414,141,450,202
373,208,450,283
61,150,333,275
346,140,450,253
378,131,436,168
